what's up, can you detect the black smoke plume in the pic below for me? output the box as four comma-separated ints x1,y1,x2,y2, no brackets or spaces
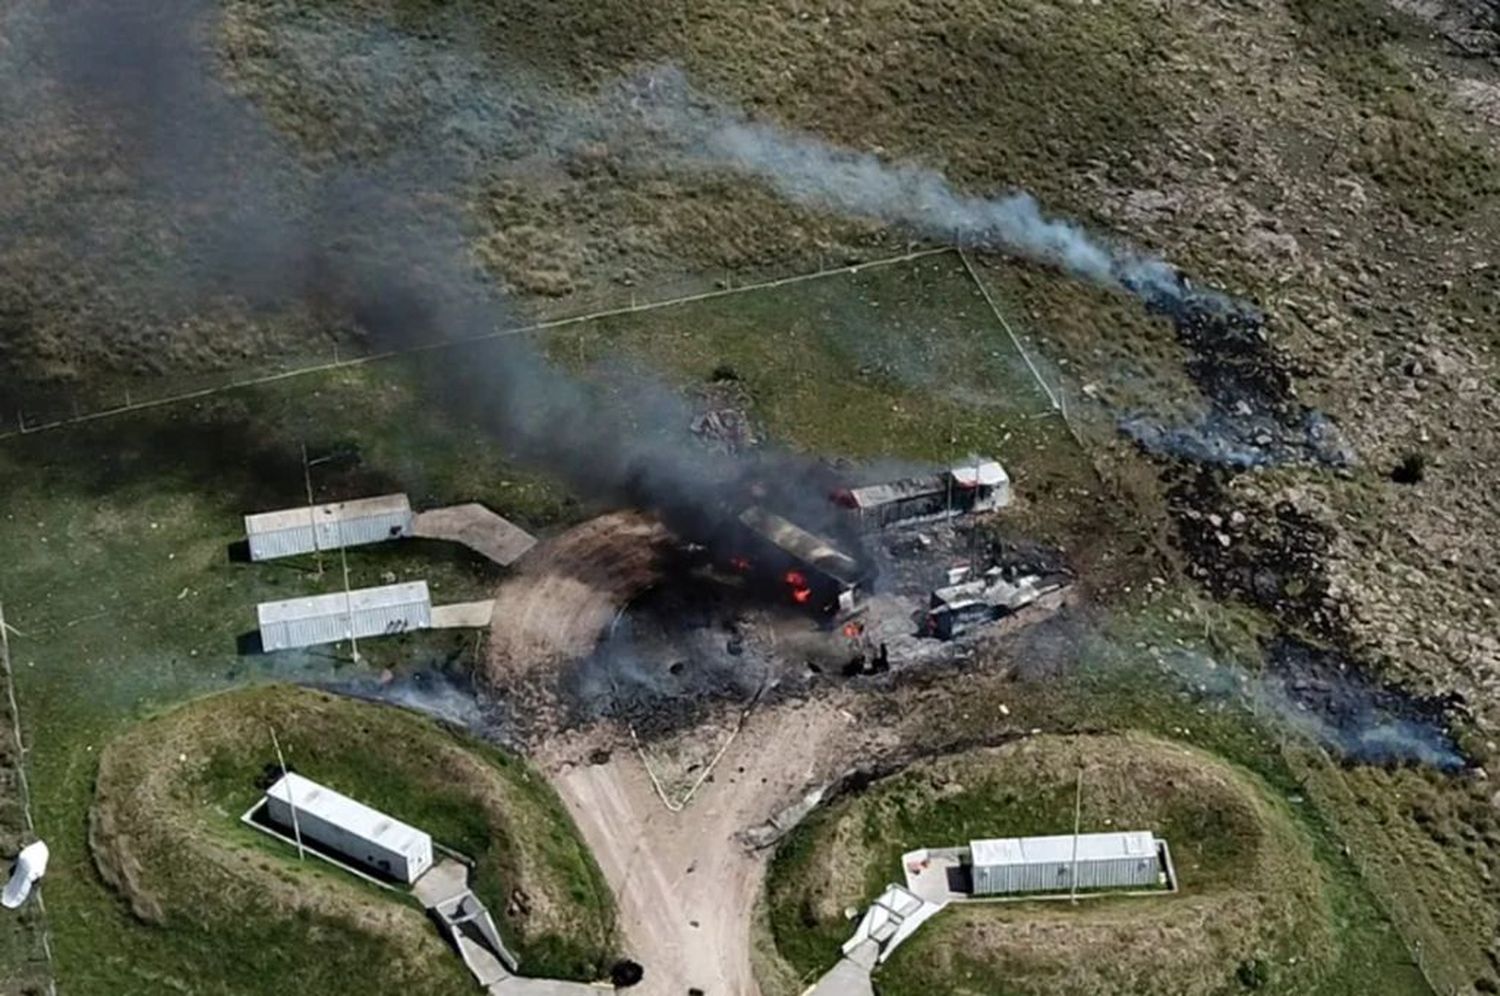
2,0,860,546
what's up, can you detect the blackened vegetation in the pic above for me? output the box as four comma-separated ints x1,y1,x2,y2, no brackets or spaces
1130,282,1466,768
1168,469,1343,638
1264,636,1464,770
1121,283,1352,468
1164,469,1465,769
559,579,776,736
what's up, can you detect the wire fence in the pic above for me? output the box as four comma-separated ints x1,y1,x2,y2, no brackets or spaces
956,247,1110,495
0,247,953,443
1284,745,1461,996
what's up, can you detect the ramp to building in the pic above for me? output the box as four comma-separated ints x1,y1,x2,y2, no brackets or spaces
808,941,878,996
414,505,537,567
414,858,598,996
808,884,946,996
431,600,496,629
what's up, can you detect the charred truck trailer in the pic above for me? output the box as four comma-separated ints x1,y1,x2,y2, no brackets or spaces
731,506,870,618
926,568,1068,640
836,459,1011,530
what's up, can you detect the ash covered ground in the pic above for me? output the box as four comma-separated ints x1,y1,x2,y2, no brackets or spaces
498,509,1070,740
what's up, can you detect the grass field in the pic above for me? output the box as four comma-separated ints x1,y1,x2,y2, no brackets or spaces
765,725,1429,996
92,685,615,984
0,242,1469,996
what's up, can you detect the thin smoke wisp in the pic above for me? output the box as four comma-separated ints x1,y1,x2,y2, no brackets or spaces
630,67,1187,302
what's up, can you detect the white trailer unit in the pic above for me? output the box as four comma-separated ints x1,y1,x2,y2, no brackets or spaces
840,458,1012,529
264,773,433,884
969,830,1161,895
257,581,432,652
245,494,413,561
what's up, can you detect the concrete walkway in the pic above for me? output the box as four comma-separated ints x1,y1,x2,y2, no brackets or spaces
807,885,946,996
414,504,537,567
808,940,877,996
413,858,600,996
431,599,497,628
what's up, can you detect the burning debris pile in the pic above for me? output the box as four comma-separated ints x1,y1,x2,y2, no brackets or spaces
727,505,870,618
485,453,1072,737
1120,281,1353,469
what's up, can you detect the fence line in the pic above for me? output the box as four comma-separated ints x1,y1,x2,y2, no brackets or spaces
0,247,952,443
957,248,1098,457
957,248,1060,413
0,602,57,996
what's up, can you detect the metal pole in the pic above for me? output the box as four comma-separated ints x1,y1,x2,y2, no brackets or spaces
301,443,324,578
339,521,359,665
270,727,304,860
1070,767,1083,903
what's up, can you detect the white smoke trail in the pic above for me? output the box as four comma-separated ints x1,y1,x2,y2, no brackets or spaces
631,68,1185,301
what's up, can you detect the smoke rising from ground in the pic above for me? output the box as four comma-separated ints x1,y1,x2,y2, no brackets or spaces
327,669,487,730
1162,644,1463,770
627,67,1189,303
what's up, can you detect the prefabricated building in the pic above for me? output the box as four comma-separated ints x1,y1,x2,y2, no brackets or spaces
264,773,434,884
244,493,413,561
969,830,1163,895
836,458,1011,529
734,505,868,615
256,580,432,652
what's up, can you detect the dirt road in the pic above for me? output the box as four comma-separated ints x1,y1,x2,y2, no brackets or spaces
543,696,875,996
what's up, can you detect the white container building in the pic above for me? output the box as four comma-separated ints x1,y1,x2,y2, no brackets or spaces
839,458,1011,529
264,773,433,884
969,830,1161,895
257,581,432,652
245,494,413,561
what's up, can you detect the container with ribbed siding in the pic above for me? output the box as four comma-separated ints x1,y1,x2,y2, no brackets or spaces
264,773,433,884
244,493,412,561
969,830,1162,895
256,581,431,652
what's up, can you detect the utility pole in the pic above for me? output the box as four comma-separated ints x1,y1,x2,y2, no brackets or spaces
302,443,358,664
270,727,304,861
1069,766,1083,904
338,517,359,665
301,443,324,579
